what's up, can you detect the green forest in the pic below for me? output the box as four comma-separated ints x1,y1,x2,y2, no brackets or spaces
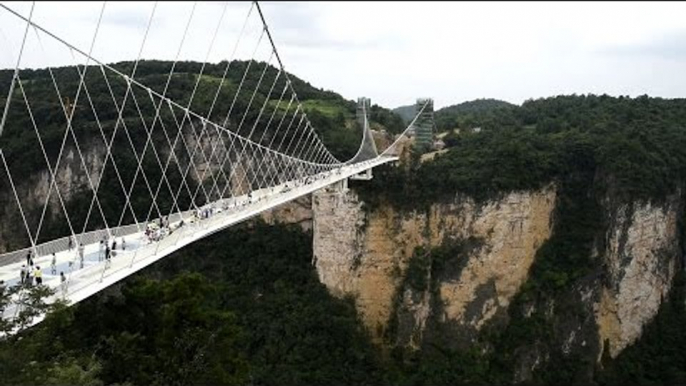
360,94,686,206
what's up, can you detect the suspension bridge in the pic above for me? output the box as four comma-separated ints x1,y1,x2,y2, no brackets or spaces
0,1,429,331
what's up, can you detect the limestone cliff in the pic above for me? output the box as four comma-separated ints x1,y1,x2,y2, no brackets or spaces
0,140,107,251
312,179,684,370
595,192,682,358
312,183,557,343
260,195,313,231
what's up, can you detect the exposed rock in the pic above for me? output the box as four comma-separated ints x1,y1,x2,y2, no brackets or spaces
595,193,682,358
260,195,313,231
0,140,107,251
312,183,557,342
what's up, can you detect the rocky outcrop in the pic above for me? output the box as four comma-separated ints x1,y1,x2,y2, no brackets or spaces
260,195,313,231
595,193,682,358
313,179,684,365
0,140,107,251
312,183,557,342
0,128,309,250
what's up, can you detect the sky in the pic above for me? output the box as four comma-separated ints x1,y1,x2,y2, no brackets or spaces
2,1,686,110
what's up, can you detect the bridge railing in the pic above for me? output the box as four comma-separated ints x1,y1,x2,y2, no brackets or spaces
0,162,380,270
0,222,148,267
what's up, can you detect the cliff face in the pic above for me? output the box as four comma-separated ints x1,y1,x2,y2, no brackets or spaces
0,140,107,251
0,129,292,250
312,180,683,370
595,193,682,358
260,195,313,231
312,183,557,343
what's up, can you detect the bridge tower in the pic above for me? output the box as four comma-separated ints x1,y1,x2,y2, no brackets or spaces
350,97,374,181
412,98,434,153
356,97,371,129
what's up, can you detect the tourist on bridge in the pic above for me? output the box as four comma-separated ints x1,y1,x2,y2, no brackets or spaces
20,265,26,285
121,237,126,251
105,244,111,263
51,253,57,275
78,243,85,262
26,250,32,267
112,238,117,251
68,236,74,251
25,266,33,287
34,266,43,286
60,271,66,293
99,238,105,261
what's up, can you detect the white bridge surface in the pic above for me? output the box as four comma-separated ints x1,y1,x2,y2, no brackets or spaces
0,156,395,327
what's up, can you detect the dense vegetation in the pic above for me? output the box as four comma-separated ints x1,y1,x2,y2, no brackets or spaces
0,59,361,175
391,104,417,124
0,59,403,165
358,94,686,207
434,98,515,131
0,222,385,386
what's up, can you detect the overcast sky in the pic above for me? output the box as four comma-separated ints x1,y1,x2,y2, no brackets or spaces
2,1,686,109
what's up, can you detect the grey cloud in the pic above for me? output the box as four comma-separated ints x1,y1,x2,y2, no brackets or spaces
262,2,317,31
262,3,339,48
599,30,686,61
261,2,402,51
103,10,150,30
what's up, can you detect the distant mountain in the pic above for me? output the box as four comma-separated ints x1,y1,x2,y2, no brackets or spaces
394,99,515,128
435,98,515,115
392,104,418,124
435,98,516,131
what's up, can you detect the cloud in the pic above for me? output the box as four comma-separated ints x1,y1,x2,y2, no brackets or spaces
260,2,366,51
598,29,686,62
102,8,151,31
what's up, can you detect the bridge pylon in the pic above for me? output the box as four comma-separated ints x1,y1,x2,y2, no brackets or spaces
410,98,435,154
349,97,377,181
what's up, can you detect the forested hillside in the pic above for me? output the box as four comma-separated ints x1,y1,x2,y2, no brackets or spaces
364,94,686,206
434,98,515,131
0,60,405,250
391,104,416,124
0,59,403,171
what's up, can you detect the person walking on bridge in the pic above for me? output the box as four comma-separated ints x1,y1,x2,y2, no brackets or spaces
78,243,84,264
25,266,33,287
60,271,66,294
20,265,26,286
34,266,43,286
51,253,57,275
105,244,111,268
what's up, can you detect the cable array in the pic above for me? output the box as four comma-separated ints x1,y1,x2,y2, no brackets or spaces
0,1,419,325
